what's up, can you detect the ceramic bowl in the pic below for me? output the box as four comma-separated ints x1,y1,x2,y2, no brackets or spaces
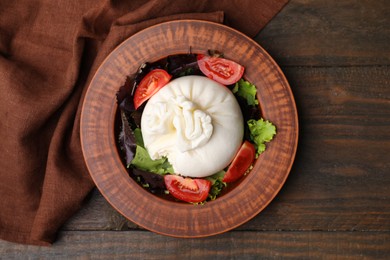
80,20,298,237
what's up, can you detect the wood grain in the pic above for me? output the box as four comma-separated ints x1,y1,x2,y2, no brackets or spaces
255,0,390,66
1,231,389,259
2,0,390,258
62,189,138,231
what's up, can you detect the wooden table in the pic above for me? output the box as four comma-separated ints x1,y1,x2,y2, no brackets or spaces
1,0,389,258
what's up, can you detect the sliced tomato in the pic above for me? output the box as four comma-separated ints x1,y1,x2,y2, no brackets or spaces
164,175,211,203
197,54,244,85
133,69,171,109
223,141,256,183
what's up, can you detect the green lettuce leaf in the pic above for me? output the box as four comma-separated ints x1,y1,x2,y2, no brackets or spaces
232,79,259,106
205,171,227,201
130,145,174,175
247,118,277,156
133,127,144,147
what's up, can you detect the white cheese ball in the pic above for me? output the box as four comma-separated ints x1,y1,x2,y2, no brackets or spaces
141,75,244,178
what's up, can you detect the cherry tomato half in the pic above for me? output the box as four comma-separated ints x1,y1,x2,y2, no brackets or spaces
164,175,211,203
133,69,172,109
197,54,244,85
222,141,256,183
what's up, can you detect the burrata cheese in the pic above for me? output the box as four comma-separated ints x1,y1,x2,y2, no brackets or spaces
141,75,243,178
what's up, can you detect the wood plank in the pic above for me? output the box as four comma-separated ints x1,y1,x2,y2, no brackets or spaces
243,65,390,231
64,66,390,232
62,189,138,231
1,231,389,259
284,66,390,123
255,0,390,66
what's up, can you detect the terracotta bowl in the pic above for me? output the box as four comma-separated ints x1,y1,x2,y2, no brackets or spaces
80,20,298,237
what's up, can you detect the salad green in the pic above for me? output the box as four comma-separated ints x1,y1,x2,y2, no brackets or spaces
247,118,276,156
131,145,174,175
232,77,276,156
232,79,259,106
205,171,227,201
130,128,174,174
116,51,277,203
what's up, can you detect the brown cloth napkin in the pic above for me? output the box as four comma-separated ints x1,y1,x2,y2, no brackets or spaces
0,0,288,246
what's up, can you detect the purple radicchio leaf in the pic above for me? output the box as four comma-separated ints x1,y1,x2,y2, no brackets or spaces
167,54,201,78
132,168,166,194
116,76,136,113
118,110,137,166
